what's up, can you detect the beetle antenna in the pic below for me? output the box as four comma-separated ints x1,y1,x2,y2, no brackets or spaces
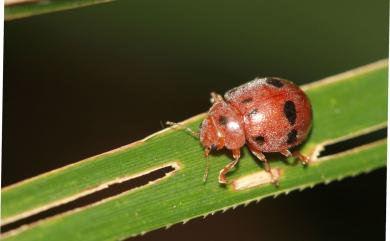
203,148,211,183
203,157,210,183
165,121,200,139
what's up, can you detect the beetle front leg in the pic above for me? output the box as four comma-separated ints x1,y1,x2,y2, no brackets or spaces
210,92,224,104
218,149,240,184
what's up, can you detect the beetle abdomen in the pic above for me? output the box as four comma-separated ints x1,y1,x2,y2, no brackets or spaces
224,77,312,152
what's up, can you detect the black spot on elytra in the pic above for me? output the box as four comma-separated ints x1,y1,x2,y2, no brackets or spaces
218,116,228,125
241,97,253,104
248,108,258,117
284,101,296,125
287,129,297,144
253,136,265,146
266,78,284,88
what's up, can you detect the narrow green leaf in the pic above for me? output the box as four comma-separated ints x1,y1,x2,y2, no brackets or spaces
5,0,113,21
2,60,387,241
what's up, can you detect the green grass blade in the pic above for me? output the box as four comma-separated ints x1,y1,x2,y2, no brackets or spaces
2,60,387,241
5,0,113,21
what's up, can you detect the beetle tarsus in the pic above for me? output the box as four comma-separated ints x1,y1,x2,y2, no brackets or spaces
280,149,311,166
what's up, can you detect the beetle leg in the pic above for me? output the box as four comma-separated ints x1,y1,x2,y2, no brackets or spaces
204,147,211,157
210,92,224,104
218,149,240,184
249,147,279,185
280,150,310,165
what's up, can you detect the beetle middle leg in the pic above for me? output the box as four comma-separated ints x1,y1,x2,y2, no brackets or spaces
280,149,310,165
219,149,240,184
249,147,279,185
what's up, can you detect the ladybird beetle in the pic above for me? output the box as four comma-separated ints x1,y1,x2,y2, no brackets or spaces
198,77,312,184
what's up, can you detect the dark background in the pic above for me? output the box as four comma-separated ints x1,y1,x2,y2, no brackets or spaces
3,0,388,240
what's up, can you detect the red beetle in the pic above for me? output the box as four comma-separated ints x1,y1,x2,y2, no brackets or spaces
168,77,312,184
199,77,312,184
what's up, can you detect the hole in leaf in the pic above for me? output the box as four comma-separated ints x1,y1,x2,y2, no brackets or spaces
1,164,178,234
318,127,387,157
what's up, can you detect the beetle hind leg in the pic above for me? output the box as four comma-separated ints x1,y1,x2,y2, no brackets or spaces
280,149,310,165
